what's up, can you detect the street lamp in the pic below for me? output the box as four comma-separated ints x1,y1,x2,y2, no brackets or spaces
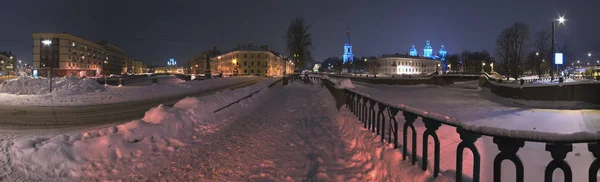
536,52,539,56
551,15,566,79
589,53,592,57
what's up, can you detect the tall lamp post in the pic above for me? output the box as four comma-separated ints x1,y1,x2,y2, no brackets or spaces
551,15,566,79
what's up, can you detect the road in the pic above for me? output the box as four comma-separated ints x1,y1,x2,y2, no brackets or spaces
0,78,265,129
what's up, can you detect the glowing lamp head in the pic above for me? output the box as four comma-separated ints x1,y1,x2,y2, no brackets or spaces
232,59,237,65
42,39,52,46
557,16,566,24
589,53,592,57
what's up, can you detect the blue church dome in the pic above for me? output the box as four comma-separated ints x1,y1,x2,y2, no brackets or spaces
409,45,417,56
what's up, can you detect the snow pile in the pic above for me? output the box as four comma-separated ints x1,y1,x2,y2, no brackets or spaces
324,76,354,89
336,79,355,89
8,78,277,179
0,76,106,95
0,76,262,106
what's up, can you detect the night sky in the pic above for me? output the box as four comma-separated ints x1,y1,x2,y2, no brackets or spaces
1,0,599,66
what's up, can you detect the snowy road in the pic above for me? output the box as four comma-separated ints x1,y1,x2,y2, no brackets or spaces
352,80,600,134
0,78,263,129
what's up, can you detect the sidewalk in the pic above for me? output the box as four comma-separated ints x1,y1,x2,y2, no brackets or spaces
123,83,381,181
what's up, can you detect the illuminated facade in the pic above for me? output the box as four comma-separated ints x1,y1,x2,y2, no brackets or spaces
153,67,184,74
372,55,441,75
423,40,433,58
409,45,417,56
343,27,354,64
210,44,293,77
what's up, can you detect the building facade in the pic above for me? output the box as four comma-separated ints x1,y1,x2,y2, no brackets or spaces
186,48,221,75
99,41,127,75
342,27,354,64
32,33,134,77
210,44,293,77
371,55,442,75
0,52,18,76
124,58,145,74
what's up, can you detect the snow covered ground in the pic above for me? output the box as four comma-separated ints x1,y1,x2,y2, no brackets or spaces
0,78,279,181
0,76,106,95
347,79,600,181
0,79,467,181
0,76,262,106
352,80,600,134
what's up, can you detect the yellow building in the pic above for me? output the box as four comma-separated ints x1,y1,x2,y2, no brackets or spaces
153,67,184,74
210,44,293,77
124,58,145,74
32,33,130,77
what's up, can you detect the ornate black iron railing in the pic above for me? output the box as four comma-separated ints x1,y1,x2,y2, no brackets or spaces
320,78,600,182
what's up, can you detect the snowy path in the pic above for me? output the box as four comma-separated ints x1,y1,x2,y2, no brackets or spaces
123,83,378,181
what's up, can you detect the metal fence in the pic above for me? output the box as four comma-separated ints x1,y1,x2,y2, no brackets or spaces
316,77,600,182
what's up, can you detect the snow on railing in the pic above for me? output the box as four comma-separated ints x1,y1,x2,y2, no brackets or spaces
321,78,600,182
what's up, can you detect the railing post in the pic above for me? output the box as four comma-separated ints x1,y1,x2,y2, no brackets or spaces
588,142,600,182
362,96,368,128
377,103,387,143
422,118,441,177
456,127,481,182
545,143,573,182
493,137,525,182
369,100,376,133
350,93,356,114
356,94,361,117
388,108,399,149
402,112,418,165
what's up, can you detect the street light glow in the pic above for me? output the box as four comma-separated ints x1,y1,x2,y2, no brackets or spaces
536,52,539,56
557,16,566,24
42,39,52,46
588,53,592,57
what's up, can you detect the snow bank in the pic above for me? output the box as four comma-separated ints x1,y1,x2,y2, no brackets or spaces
0,76,106,95
336,79,355,89
8,78,277,179
0,76,262,106
331,101,452,181
325,76,355,89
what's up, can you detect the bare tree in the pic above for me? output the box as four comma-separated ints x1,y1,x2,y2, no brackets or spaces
495,21,530,80
534,31,551,78
285,17,313,71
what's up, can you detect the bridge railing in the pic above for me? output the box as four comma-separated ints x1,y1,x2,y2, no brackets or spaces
321,78,600,182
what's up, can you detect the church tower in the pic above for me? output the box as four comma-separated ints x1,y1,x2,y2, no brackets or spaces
409,45,417,56
439,45,448,72
343,26,354,64
439,45,447,60
423,40,433,58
